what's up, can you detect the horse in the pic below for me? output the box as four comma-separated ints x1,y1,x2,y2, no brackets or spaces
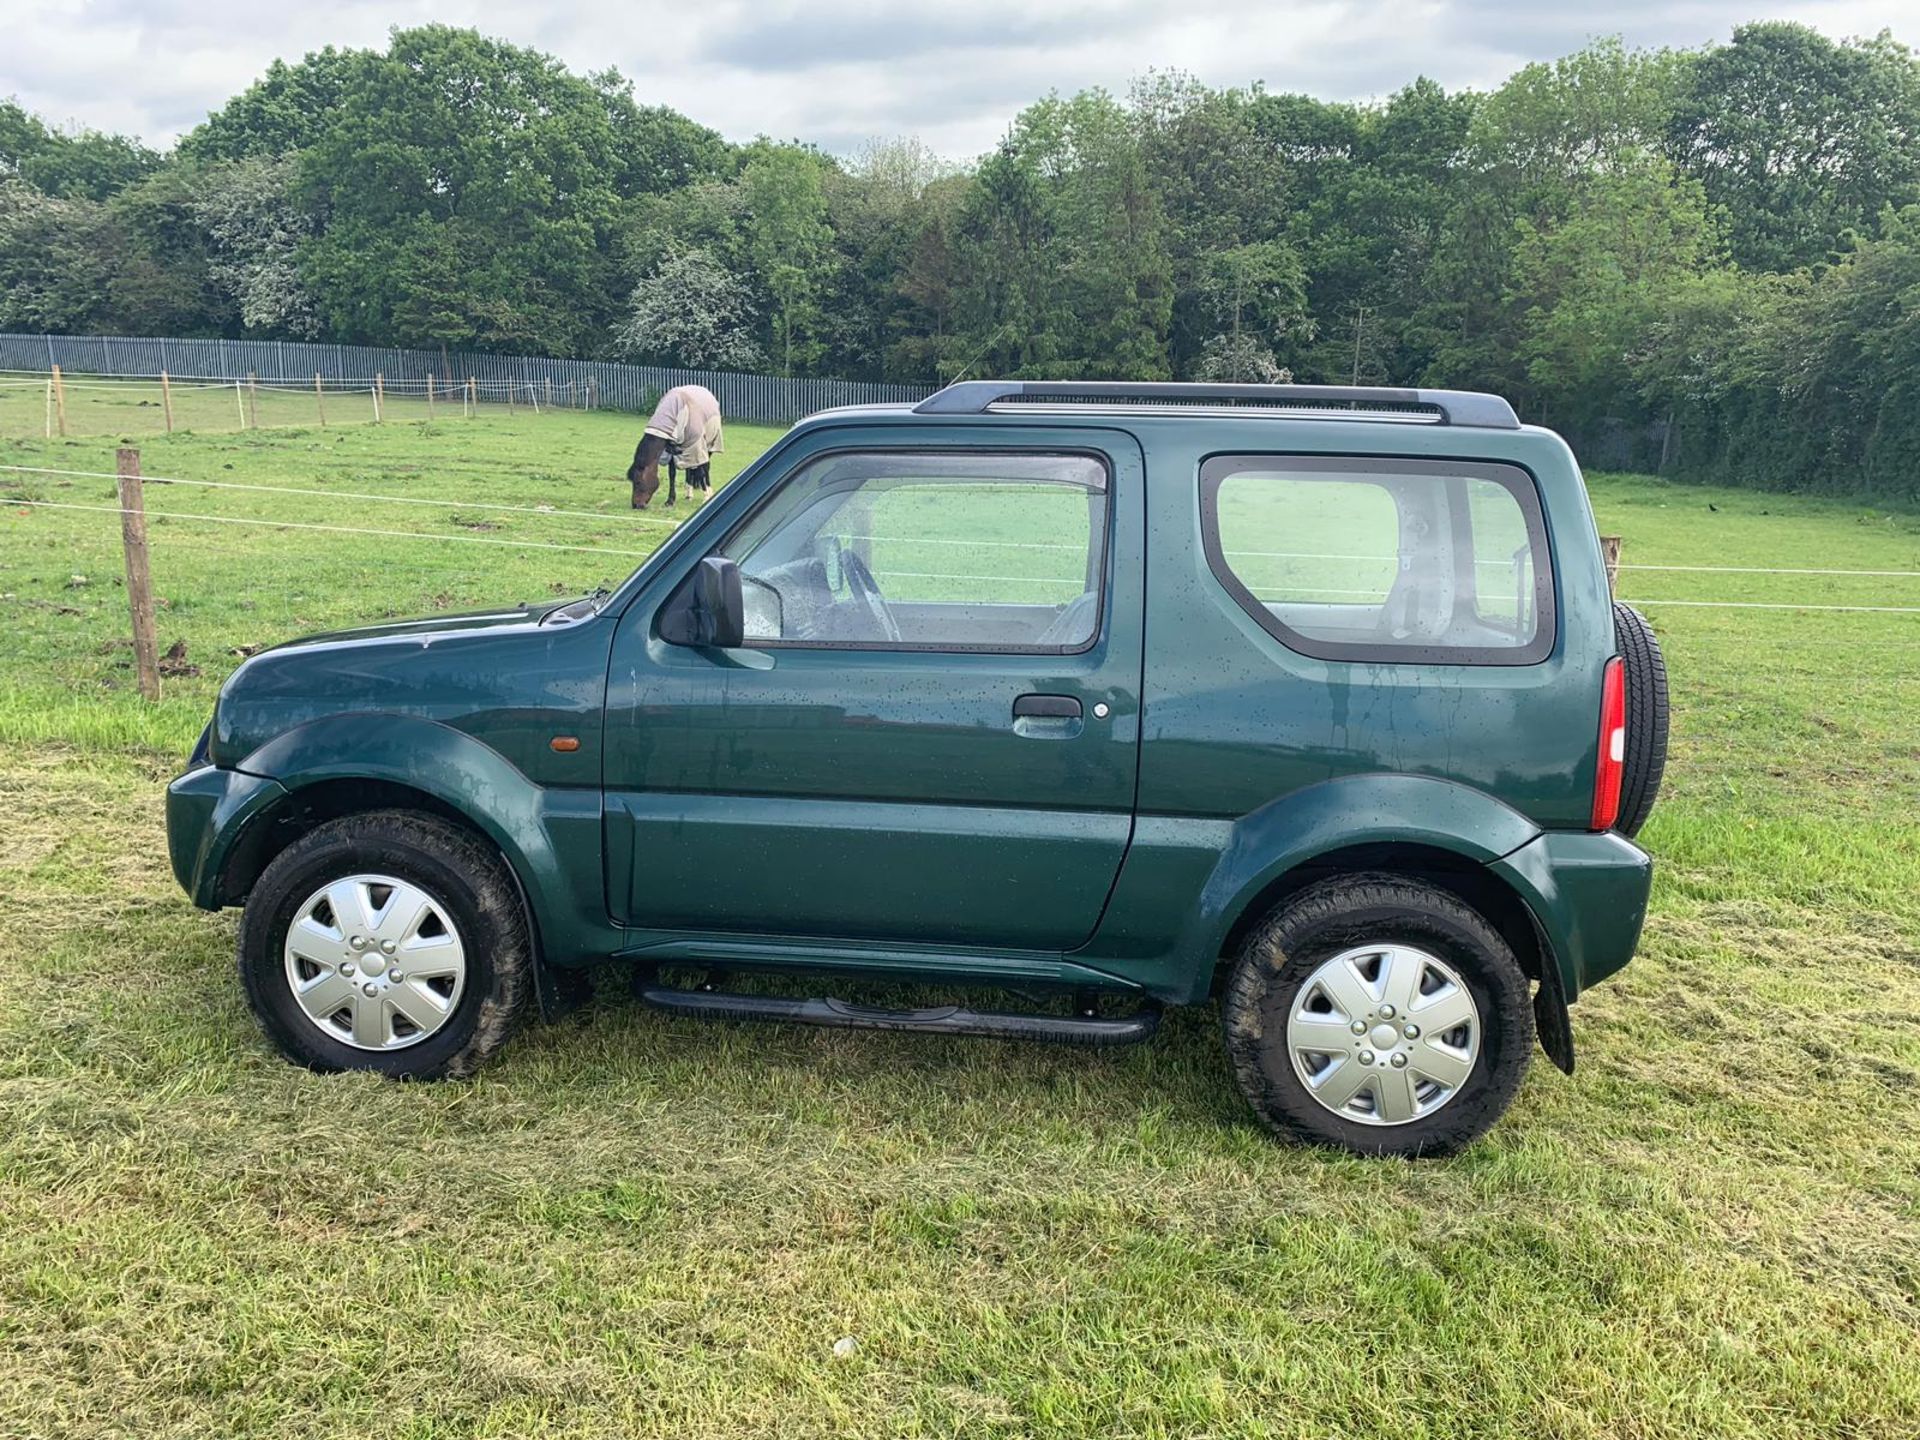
627,384,723,509
627,433,696,509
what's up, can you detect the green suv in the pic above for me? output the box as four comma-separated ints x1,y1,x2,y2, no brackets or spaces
167,381,1666,1156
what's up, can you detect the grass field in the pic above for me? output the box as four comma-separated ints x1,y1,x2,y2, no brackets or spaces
2,407,1918,1438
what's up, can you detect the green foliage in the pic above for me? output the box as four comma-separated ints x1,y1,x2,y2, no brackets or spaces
6,23,1920,496
0,182,119,332
611,248,763,369
947,90,1173,381
1660,210,1920,501
1668,23,1920,272
742,146,832,375
190,155,315,335
0,99,161,201
1192,241,1309,380
179,49,371,163
293,27,629,354
591,70,732,197
1512,157,1720,429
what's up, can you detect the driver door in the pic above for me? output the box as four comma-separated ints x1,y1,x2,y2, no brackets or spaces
603,428,1145,955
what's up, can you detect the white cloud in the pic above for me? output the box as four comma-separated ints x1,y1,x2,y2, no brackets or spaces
0,0,1914,159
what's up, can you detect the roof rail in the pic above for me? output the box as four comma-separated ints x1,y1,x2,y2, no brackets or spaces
912,380,1521,430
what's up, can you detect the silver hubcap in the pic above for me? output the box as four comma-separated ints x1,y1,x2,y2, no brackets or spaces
283,874,467,1051
1286,944,1480,1126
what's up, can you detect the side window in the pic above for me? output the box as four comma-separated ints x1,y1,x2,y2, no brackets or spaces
1199,456,1554,664
718,451,1108,650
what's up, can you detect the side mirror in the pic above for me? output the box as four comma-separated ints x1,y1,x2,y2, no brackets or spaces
661,556,745,648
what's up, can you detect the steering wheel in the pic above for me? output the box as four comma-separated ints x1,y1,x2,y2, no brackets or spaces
840,549,901,643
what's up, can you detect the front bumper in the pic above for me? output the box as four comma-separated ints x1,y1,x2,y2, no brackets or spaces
1491,829,1651,1001
166,764,289,909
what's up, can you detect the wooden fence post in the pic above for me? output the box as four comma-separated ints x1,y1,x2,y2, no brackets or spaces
160,370,175,433
50,364,67,437
545,377,554,409
373,373,384,423
507,380,515,415
467,376,476,418
233,379,247,429
314,373,327,427
586,377,596,410
116,448,161,702
1600,535,1622,594
426,373,435,415
246,371,260,430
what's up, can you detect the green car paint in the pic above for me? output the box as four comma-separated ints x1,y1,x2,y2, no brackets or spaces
167,393,1651,1059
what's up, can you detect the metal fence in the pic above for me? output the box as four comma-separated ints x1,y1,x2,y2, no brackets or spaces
0,333,935,425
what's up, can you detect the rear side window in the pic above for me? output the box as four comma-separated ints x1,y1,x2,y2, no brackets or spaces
1199,455,1554,665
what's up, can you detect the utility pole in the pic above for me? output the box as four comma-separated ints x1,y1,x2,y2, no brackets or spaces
1350,307,1369,386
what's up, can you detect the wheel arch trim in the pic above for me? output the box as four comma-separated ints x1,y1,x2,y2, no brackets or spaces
215,714,620,979
1191,774,1542,967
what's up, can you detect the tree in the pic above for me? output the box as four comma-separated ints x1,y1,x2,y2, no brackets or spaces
1510,156,1720,429
611,249,763,370
191,154,317,335
0,100,46,178
0,170,222,335
1475,37,1685,187
948,90,1172,380
888,173,969,381
1194,241,1310,380
948,141,1062,378
106,165,229,334
1,99,160,201
590,70,732,197
1415,42,1683,407
812,138,955,379
742,146,831,375
0,181,119,331
180,49,372,163
1134,75,1291,375
1192,335,1294,383
1668,24,1920,270
294,26,629,353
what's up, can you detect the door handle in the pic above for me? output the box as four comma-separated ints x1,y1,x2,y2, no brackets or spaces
1013,694,1082,720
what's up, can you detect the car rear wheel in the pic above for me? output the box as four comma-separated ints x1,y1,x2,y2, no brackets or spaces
237,810,532,1079
1222,873,1534,1157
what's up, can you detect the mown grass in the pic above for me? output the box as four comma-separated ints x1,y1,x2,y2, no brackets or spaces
0,405,781,755
2,410,1918,1438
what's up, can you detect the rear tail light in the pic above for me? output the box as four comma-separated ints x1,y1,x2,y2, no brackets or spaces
1590,656,1626,831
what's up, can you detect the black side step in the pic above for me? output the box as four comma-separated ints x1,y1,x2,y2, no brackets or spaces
634,979,1161,1047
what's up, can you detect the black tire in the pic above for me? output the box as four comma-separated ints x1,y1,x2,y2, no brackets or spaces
1222,874,1534,1158
237,809,532,1079
1612,601,1670,838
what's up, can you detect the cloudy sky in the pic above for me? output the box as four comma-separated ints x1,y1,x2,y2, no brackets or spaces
1,1,1914,159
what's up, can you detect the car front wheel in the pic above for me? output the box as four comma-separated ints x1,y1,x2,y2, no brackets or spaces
237,810,532,1079
1222,873,1535,1157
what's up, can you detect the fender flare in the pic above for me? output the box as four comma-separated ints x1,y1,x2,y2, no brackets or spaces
231,714,619,1001
1170,773,1543,989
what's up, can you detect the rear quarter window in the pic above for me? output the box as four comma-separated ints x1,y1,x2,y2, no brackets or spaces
1199,455,1555,665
